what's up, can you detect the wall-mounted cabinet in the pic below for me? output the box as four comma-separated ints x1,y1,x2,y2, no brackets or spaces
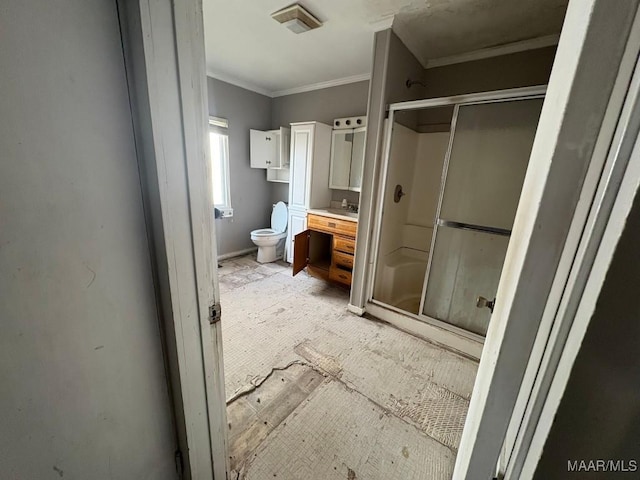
250,127,290,169
329,126,366,192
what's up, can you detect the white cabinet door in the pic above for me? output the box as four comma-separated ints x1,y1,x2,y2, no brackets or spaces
272,131,283,169
287,212,307,263
263,127,290,171
277,127,291,168
329,129,353,190
250,129,276,168
289,125,313,209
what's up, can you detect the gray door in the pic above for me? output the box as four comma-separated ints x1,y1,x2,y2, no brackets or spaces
0,1,177,478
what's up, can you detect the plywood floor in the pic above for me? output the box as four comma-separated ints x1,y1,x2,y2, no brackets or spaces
219,254,478,480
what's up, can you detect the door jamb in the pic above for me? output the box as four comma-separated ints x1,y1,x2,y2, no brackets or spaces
117,0,228,478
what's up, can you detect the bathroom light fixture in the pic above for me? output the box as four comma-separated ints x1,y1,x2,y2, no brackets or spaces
271,4,322,34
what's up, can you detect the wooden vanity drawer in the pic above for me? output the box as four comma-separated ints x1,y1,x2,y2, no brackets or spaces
308,214,357,237
332,250,354,270
333,236,356,255
329,266,352,286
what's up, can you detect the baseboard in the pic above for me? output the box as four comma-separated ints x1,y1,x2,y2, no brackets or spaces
217,247,257,261
347,303,366,316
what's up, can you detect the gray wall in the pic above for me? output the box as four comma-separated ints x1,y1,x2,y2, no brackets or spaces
386,31,427,104
534,192,640,478
207,77,273,256
271,81,370,204
424,46,556,98
272,81,369,127
0,1,176,477
419,47,556,127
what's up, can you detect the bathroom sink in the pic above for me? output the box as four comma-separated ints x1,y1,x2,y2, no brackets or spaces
308,208,358,221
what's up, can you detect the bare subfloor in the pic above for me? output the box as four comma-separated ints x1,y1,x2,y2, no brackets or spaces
219,254,478,480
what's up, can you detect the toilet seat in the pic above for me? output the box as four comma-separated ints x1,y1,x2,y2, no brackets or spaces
251,228,279,237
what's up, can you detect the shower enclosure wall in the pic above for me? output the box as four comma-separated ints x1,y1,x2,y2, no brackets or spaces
368,87,545,348
372,123,449,314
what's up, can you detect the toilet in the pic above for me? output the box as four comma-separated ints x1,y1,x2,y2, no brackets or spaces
250,202,288,263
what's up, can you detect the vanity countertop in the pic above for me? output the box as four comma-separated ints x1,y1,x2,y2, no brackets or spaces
307,208,358,223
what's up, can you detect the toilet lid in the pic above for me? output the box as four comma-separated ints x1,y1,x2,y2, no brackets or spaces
271,202,288,233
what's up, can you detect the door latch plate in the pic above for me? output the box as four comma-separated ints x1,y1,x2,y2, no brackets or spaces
209,303,222,324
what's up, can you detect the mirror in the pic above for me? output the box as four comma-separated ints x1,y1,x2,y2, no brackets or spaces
329,126,366,192
329,130,353,190
349,127,366,191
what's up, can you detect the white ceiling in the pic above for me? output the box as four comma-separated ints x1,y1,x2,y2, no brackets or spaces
203,0,568,97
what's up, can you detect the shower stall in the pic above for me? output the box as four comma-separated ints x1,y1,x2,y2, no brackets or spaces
367,87,545,346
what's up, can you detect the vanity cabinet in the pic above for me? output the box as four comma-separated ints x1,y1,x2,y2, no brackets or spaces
329,126,366,192
293,213,357,288
285,122,333,263
250,127,290,169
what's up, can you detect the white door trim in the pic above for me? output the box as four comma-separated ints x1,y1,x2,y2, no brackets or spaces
517,58,640,480
173,1,229,477
504,5,640,477
453,1,640,478
118,0,227,478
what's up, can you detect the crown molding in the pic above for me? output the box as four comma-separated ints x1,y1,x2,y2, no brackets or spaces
270,73,371,97
426,34,560,69
369,14,394,32
207,70,371,99
206,71,273,97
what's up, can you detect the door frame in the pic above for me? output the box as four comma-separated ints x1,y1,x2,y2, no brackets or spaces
116,1,640,479
453,0,640,478
117,0,227,478
501,4,640,478
365,85,546,358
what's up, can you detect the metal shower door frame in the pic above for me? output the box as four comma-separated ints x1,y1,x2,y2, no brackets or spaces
367,85,547,345
417,93,546,334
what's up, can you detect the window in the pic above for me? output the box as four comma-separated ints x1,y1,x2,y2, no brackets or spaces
209,116,232,217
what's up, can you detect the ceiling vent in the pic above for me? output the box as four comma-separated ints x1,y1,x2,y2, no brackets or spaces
271,4,322,34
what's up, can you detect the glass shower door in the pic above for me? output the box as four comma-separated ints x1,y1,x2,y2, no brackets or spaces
421,98,544,336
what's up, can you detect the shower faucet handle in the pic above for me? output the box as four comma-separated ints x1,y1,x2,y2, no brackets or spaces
394,184,405,203
476,296,495,313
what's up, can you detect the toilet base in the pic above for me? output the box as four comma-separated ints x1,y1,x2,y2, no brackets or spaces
256,245,278,263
